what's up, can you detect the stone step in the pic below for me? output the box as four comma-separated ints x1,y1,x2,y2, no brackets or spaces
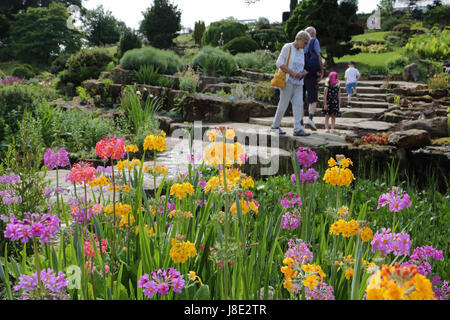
318,86,388,94
313,108,387,119
249,116,395,132
169,121,352,152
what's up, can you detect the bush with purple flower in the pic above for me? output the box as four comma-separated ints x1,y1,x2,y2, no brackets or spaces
295,147,318,168
138,268,185,298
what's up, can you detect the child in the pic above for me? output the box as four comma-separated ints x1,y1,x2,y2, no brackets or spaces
344,61,360,108
322,72,341,133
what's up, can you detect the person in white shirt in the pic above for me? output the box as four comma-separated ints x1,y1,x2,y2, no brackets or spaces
344,61,360,108
271,30,311,137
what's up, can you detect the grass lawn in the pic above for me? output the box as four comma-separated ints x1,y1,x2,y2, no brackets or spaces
336,48,404,67
351,31,390,42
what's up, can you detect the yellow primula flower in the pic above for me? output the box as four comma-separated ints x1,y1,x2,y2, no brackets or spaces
125,144,139,153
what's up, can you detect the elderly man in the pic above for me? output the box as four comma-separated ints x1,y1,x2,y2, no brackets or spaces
302,26,324,132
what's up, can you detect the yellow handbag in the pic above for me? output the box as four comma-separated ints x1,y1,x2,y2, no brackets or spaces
270,45,292,89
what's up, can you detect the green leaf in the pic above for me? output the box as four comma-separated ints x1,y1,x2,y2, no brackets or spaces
194,284,211,300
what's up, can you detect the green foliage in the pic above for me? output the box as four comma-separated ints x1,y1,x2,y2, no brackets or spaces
285,0,364,62
201,19,248,47
393,23,411,34
224,36,259,55
119,28,142,58
58,48,113,85
387,57,408,70
250,26,287,52
139,0,182,49
405,28,450,61
193,47,237,77
179,76,198,93
135,64,161,86
0,69,5,79
49,53,71,75
76,86,91,104
157,76,174,88
119,86,161,135
120,46,183,75
11,65,35,79
234,50,277,72
49,108,125,156
424,5,450,27
427,73,449,90
380,14,413,31
84,5,126,46
193,21,206,45
0,83,42,149
8,2,82,67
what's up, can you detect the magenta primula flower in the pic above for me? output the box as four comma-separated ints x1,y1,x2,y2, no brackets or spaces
371,228,411,256
280,193,302,209
284,239,313,264
14,269,68,298
295,147,318,168
281,212,302,230
138,268,184,299
3,212,60,244
44,148,70,170
377,188,411,212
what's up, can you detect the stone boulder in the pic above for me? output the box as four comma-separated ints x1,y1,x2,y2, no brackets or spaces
182,94,233,122
82,80,104,96
388,129,431,149
429,88,448,99
201,83,233,94
401,117,448,138
402,63,419,82
107,66,136,84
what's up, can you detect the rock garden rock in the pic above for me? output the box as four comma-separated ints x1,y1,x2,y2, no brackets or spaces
107,66,136,85
201,83,233,94
401,117,448,138
182,94,233,122
388,129,431,149
402,63,419,82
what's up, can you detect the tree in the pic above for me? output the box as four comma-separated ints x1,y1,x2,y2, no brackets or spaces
378,0,395,15
0,0,83,20
139,0,182,49
285,0,363,66
9,2,82,67
119,28,142,58
193,21,206,45
83,5,126,46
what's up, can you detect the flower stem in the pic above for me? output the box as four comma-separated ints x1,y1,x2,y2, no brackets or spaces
110,158,117,293
33,238,43,297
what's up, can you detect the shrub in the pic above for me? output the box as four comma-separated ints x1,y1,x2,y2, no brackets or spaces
393,24,411,34
0,83,42,147
224,36,259,55
234,50,277,72
427,73,448,90
119,28,142,58
120,46,182,74
59,48,113,85
387,57,408,70
49,52,71,75
192,46,237,77
201,19,247,47
12,65,35,79
250,26,287,51
157,76,173,88
424,5,450,28
0,69,5,79
405,29,450,61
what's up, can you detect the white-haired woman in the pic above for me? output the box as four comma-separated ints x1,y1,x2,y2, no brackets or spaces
271,30,311,137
